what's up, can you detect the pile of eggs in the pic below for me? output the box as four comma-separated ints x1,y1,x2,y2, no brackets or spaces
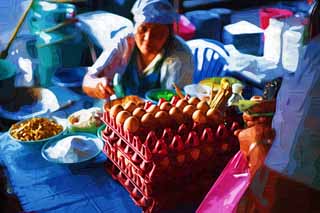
109,97,223,133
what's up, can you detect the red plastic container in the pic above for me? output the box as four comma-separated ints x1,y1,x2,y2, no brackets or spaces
174,15,196,41
101,98,240,212
260,8,293,29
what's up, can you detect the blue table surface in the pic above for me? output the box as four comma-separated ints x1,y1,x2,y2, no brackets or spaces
0,86,198,213
0,132,141,213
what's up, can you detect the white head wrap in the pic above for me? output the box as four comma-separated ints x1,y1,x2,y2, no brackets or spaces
131,0,179,25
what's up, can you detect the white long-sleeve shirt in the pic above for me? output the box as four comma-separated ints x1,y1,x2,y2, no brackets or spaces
265,35,320,190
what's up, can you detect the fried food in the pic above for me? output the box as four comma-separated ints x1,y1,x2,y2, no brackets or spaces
10,117,63,141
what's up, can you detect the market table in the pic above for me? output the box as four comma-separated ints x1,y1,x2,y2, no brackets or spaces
0,130,198,213
0,86,198,213
0,132,141,213
0,85,143,213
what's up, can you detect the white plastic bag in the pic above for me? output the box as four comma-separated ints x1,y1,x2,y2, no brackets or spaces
282,22,305,73
264,18,284,64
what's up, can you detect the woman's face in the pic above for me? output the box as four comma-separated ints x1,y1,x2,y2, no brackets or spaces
135,23,170,55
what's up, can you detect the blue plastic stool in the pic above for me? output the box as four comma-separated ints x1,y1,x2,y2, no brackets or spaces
187,39,260,98
187,39,229,84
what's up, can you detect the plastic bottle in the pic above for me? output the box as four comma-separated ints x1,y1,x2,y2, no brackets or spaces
113,73,125,98
227,83,244,106
225,83,245,130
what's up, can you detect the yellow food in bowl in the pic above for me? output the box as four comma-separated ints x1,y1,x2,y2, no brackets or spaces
10,117,63,142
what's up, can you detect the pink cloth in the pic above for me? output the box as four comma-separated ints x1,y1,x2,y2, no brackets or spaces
197,151,250,213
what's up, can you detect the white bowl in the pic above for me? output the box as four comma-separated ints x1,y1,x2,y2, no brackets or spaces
41,133,103,164
183,84,213,98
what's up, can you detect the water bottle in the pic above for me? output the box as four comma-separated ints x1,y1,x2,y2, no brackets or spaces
227,83,244,106
113,73,125,98
226,83,245,129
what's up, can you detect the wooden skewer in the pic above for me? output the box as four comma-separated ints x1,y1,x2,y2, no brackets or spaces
0,0,34,59
209,82,215,106
210,78,232,111
172,83,184,99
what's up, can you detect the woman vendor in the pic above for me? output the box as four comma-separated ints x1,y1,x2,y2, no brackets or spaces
82,0,194,99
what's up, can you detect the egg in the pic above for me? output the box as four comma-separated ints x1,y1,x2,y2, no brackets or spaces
192,110,207,124
132,107,146,120
146,104,160,114
169,107,184,124
159,102,171,111
188,96,200,106
175,99,188,111
155,110,171,126
141,113,156,127
110,104,124,118
116,111,131,125
206,108,222,123
182,104,196,117
196,100,210,113
124,101,137,113
123,116,140,133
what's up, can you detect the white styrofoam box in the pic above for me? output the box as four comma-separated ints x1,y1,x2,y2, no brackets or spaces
223,21,264,56
224,20,263,35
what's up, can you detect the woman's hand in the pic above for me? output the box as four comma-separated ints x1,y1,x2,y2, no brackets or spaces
83,36,135,100
82,72,114,99
234,112,275,176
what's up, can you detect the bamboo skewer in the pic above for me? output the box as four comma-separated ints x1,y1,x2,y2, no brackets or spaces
0,0,34,59
172,83,184,99
209,78,232,111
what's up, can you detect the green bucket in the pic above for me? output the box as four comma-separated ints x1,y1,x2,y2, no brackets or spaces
35,29,85,87
0,60,17,104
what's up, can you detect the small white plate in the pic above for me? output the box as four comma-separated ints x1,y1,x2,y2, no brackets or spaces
41,133,104,164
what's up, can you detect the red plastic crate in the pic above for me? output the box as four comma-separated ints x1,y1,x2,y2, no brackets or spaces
101,99,240,212
105,159,216,212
